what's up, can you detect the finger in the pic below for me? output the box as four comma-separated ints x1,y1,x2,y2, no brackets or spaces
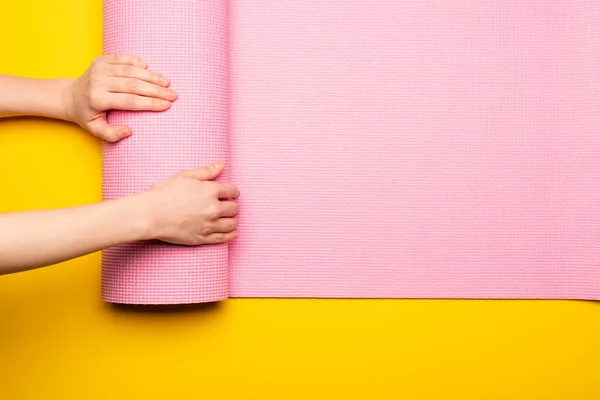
104,93,171,112
179,162,224,181
211,218,238,233
107,77,178,101
218,201,239,217
204,231,239,245
87,120,131,142
102,54,147,68
216,183,240,199
109,64,169,87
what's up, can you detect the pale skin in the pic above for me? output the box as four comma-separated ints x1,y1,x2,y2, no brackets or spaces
0,54,239,275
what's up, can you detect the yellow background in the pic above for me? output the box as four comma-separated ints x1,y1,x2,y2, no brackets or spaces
1,1,599,398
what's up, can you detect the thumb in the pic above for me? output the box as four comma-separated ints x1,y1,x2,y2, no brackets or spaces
88,120,132,142
179,161,225,181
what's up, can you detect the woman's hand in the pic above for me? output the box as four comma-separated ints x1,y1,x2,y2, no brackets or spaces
0,161,239,274
139,161,240,245
63,54,178,142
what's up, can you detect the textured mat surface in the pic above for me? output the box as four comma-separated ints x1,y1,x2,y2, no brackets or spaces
103,0,600,304
102,0,229,303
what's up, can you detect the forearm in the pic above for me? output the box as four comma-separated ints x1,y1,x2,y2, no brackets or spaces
0,194,151,274
0,74,72,119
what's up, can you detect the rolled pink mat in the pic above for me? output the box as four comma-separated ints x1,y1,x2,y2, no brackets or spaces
102,0,600,304
102,0,229,304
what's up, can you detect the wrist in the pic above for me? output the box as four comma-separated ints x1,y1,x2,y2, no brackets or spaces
112,192,156,243
0,75,75,120
26,77,75,121
55,78,76,122
25,77,75,121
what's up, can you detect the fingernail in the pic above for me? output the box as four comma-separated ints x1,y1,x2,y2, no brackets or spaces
161,76,169,85
121,128,131,137
161,100,170,107
137,59,147,68
212,161,223,168
167,89,178,99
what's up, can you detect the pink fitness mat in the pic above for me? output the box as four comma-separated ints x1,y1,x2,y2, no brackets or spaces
102,0,600,304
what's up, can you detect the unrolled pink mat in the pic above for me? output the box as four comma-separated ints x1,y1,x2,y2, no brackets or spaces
102,0,600,304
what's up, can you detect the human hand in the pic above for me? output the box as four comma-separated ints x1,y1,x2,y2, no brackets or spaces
137,161,240,245
63,54,177,142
